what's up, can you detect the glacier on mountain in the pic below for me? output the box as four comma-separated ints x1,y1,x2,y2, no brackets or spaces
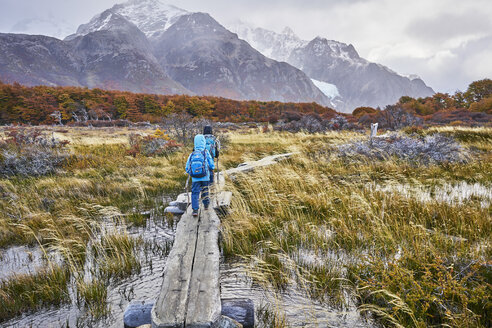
311,79,340,99
230,21,434,112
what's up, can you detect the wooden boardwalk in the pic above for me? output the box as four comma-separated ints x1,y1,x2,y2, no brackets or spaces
151,153,294,328
151,206,221,327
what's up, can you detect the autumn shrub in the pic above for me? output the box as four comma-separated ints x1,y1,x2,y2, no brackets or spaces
328,115,352,130
337,133,469,165
127,129,181,157
427,110,492,126
376,105,423,130
469,95,492,113
450,120,464,126
0,128,70,176
275,113,354,133
70,119,132,127
352,106,377,118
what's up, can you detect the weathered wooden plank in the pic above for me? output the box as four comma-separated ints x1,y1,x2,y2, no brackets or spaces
167,191,230,216
224,153,295,176
151,206,200,328
185,209,222,327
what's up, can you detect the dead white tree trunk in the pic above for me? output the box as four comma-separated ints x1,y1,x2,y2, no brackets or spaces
370,123,378,146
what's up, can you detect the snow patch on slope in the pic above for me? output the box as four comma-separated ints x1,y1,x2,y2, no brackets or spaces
112,0,189,39
228,21,307,62
403,74,422,81
97,14,113,31
66,0,190,40
311,79,340,99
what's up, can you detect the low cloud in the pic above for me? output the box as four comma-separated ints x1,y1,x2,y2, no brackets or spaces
370,35,492,93
406,11,491,44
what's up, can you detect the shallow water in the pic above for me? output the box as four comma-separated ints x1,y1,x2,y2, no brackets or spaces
369,181,492,208
221,264,374,328
1,211,373,328
0,245,60,280
1,213,174,328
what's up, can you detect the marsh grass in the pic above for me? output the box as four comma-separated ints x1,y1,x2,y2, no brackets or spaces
0,265,69,322
222,127,491,327
76,279,109,318
1,126,490,326
256,303,288,328
0,128,187,248
126,212,148,227
219,131,361,170
94,232,143,279
0,127,183,322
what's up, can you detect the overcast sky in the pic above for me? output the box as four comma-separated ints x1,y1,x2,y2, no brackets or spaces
1,0,491,93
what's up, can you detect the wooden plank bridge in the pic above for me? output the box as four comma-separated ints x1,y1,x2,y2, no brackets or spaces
125,153,294,328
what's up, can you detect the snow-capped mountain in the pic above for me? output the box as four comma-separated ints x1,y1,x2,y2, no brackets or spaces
0,7,190,95
2,0,329,106
231,23,435,112
289,37,434,111
229,22,307,62
63,0,330,105
151,12,329,104
66,0,189,41
1,0,432,110
65,10,189,94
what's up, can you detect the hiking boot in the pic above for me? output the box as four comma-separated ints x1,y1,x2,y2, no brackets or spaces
192,209,199,217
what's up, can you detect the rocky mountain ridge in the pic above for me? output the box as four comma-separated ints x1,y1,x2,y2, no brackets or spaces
230,22,435,112
1,0,330,106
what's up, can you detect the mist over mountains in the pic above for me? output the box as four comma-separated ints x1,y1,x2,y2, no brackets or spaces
0,0,435,112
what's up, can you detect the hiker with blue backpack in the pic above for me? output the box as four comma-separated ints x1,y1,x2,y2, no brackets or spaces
185,134,215,217
203,125,220,184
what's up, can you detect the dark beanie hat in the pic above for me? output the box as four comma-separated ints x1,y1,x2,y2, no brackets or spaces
203,125,213,135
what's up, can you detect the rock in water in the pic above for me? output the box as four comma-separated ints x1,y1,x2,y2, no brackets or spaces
124,301,153,328
221,299,254,328
163,206,185,214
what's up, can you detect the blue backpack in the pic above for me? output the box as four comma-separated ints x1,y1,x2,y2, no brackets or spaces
204,135,216,157
189,150,207,178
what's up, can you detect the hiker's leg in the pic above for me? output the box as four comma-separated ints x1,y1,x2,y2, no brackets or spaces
201,181,210,207
191,181,200,210
209,169,214,184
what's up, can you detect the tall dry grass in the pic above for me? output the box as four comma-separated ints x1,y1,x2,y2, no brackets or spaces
0,127,182,322
222,127,491,327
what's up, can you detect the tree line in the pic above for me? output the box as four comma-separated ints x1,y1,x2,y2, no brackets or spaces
352,79,492,128
0,81,337,125
0,79,489,127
